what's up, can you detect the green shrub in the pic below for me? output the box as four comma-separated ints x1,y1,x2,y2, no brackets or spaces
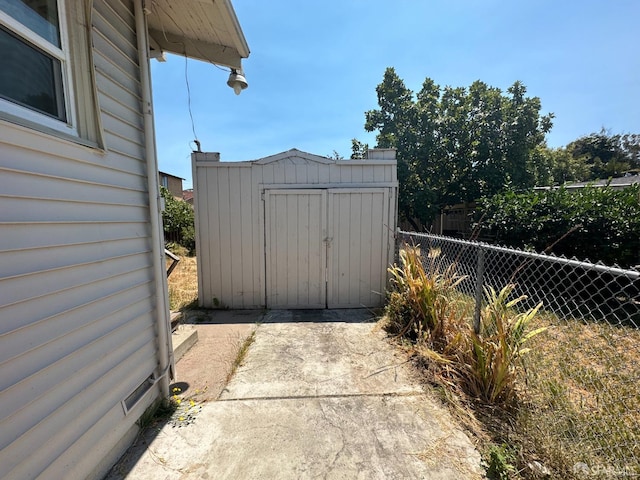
476,184,640,268
484,444,517,480
161,186,196,255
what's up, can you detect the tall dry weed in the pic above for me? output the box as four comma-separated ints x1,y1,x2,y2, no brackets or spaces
386,246,546,406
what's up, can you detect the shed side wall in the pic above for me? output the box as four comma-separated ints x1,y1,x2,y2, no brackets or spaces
0,1,164,478
194,163,264,308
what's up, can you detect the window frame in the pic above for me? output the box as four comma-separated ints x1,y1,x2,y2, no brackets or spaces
0,1,78,135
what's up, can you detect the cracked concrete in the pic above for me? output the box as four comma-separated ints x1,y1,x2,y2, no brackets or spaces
106,309,484,479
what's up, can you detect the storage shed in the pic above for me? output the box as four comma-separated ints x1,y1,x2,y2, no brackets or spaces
192,148,398,309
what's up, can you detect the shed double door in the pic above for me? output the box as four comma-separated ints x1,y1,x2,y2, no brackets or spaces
264,188,389,309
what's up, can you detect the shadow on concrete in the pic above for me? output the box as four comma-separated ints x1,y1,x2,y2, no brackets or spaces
180,308,382,325
264,309,381,324
105,400,178,479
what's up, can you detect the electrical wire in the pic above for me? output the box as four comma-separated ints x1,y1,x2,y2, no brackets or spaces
149,0,238,151
184,56,198,145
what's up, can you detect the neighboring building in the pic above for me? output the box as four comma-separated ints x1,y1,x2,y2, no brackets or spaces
182,188,194,205
158,170,185,198
0,1,249,479
431,202,477,238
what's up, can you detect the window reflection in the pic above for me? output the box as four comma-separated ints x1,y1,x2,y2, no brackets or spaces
0,0,60,47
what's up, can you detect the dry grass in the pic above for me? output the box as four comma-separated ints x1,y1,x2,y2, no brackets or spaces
512,315,640,478
166,256,198,311
386,246,640,478
402,309,640,479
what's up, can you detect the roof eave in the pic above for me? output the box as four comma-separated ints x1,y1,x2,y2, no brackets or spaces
147,0,249,68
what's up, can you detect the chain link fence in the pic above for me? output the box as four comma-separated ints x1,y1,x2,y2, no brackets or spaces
397,230,640,476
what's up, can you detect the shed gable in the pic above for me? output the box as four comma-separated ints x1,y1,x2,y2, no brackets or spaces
254,149,334,165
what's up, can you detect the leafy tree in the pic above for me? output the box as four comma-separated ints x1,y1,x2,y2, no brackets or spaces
160,186,195,254
350,139,369,159
620,133,640,170
537,145,590,185
567,129,639,179
362,68,553,228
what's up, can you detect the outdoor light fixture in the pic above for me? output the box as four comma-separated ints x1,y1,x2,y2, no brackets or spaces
227,69,248,95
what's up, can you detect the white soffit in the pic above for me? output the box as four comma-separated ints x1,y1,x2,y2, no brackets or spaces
146,0,250,68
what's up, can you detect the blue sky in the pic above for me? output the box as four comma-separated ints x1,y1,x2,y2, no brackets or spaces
151,0,640,188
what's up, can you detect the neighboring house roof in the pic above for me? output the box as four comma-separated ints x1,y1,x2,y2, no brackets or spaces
147,0,250,68
563,174,640,189
183,189,194,203
535,175,640,191
158,171,185,181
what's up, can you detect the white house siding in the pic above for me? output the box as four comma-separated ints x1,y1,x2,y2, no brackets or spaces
0,1,164,479
193,150,397,309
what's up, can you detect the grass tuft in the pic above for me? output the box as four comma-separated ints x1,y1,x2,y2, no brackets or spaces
224,330,256,386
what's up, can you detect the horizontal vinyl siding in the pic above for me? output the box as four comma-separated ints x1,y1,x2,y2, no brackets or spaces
0,221,148,251
0,167,148,205
0,236,149,278
0,1,163,479
93,0,144,161
0,195,149,222
0,139,148,186
2,340,157,478
44,385,157,479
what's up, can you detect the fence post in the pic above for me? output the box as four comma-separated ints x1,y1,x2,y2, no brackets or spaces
473,246,485,334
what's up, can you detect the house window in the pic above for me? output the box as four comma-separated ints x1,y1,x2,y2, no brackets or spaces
0,0,75,133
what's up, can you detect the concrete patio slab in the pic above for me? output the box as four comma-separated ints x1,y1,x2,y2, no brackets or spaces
105,310,484,479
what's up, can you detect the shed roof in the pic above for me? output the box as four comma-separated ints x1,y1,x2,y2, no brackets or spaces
253,149,335,165
146,0,250,68
192,148,397,167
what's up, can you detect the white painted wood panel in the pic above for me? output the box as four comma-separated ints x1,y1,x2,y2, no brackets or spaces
328,189,389,308
265,189,326,308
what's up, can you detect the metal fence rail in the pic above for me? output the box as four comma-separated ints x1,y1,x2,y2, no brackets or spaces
397,230,640,474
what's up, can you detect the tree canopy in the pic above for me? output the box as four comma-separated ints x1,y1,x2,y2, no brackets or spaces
566,130,640,179
362,68,554,228
526,130,640,187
